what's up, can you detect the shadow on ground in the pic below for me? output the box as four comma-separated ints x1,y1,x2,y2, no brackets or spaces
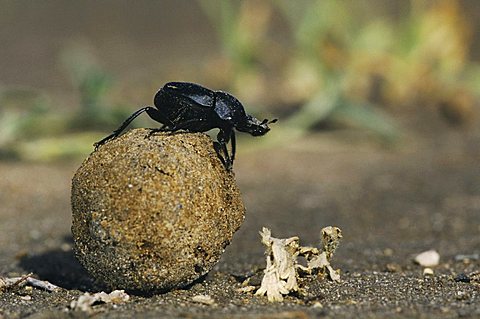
19,236,100,292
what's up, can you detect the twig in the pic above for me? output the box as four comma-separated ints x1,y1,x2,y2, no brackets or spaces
0,274,60,292
25,277,60,292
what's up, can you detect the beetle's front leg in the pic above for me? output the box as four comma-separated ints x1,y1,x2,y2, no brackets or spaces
230,130,236,163
213,141,230,170
216,129,233,170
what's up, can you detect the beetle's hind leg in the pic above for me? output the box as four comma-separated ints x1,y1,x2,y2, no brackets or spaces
94,106,154,149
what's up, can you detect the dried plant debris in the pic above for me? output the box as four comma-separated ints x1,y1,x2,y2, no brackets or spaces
0,273,60,293
70,290,130,313
251,226,342,302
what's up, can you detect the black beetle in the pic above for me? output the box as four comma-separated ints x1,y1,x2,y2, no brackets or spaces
94,82,277,169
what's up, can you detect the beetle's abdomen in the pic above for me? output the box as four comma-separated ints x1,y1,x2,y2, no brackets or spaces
154,88,221,132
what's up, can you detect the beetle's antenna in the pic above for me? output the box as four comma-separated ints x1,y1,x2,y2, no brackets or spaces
265,119,278,125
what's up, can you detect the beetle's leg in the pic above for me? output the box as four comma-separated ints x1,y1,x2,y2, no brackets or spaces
169,118,208,132
148,119,195,137
223,142,232,170
213,141,228,169
147,124,175,138
230,130,236,164
216,129,233,170
94,106,154,149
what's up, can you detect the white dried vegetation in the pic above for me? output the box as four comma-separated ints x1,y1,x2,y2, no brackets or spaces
253,226,342,302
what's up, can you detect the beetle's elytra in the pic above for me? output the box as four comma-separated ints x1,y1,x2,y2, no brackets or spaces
94,82,277,169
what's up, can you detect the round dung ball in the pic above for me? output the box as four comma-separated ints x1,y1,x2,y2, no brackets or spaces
71,128,245,293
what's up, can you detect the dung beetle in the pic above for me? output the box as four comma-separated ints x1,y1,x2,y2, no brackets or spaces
94,82,277,169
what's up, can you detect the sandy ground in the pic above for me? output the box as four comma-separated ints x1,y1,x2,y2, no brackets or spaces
0,125,479,318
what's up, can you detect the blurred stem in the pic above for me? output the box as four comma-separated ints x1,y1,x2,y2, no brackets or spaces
284,85,341,130
331,101,400,143
198,1,237,62
198,0,256,74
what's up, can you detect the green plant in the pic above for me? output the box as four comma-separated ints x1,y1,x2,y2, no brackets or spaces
200,0,399,141
0,44,131,161
200,0,480,143
61,43,129,130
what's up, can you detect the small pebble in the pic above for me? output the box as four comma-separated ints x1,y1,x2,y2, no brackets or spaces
386,263,401,273
312,302,323,308
383,248,394,256
423,268,434,276
454,273,471,283
414,250,440,267
192,294,215,305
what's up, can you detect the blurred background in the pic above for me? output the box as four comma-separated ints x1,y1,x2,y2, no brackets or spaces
1,0,480,161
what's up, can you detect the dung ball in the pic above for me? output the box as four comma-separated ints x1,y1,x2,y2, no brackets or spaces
71,128,245,293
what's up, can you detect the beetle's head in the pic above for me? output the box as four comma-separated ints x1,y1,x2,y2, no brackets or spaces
237,115,278,136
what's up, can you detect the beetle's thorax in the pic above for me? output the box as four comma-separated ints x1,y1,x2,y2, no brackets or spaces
213,91,246,122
